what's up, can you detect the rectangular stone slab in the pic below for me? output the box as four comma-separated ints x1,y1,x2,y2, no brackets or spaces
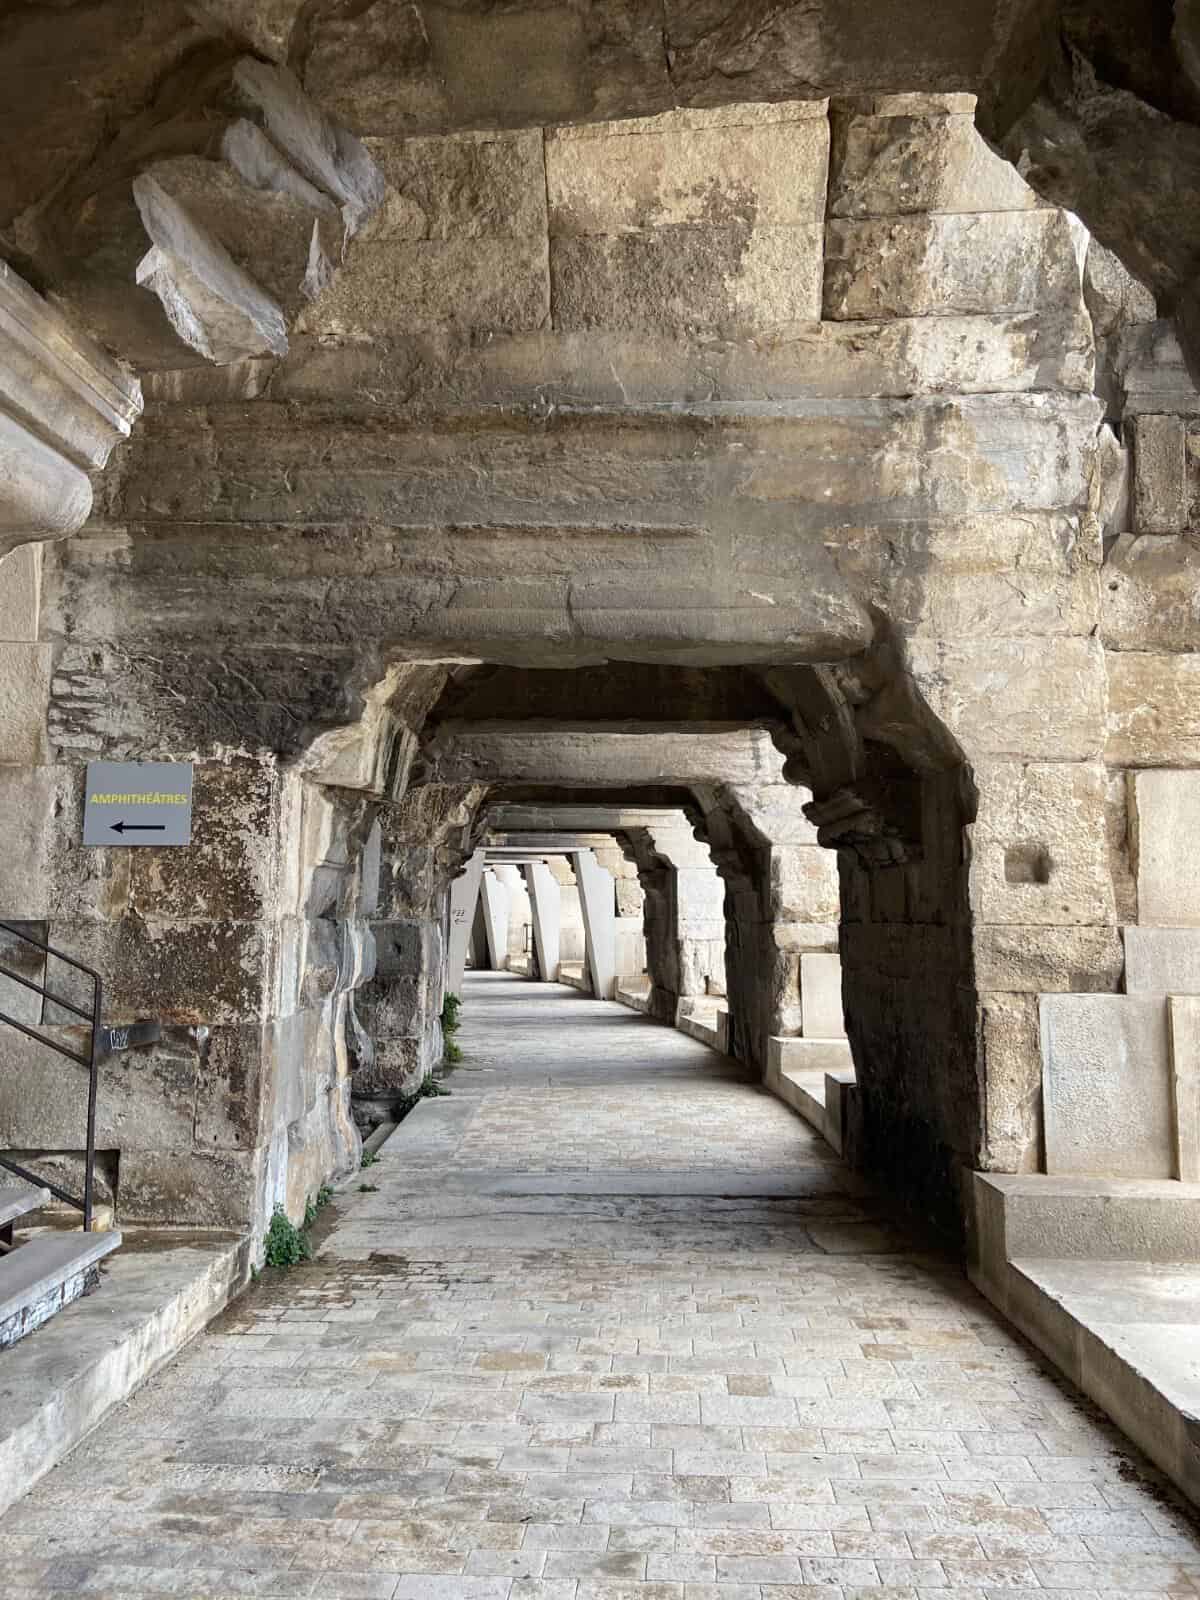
1125,927,1200,993
1040,994,1174,1179
1169,995,1200,1182
1131,770,1200,927
0,1231,120,1334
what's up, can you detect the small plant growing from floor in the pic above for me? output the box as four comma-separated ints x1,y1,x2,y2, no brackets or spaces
263,1206,311,1269
441,992,464,1068
360,1149,379,1169
358,1182,379,1193
303,1185,334,1229
395,1074,451,1123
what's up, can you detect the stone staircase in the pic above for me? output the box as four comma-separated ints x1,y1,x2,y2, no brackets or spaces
0,1180,120,1349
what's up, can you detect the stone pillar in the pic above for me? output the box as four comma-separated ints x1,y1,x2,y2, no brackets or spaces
524,860,562,982
479,869,509,970
446,850,485,994
353,778,481,1125
492,864,531,965
573,849,616,1000
469,897,489,970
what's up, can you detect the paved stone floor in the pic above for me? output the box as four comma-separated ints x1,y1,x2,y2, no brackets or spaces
6,971,1200,1597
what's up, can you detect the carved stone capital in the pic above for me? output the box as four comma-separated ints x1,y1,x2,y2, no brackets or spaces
0,260,142,557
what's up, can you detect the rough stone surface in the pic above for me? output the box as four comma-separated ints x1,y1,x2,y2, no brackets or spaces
824,211,1084,320
0,57,1192,1255
0,643,50,765
0,546,40,642
8,973,1200,1591
829,103,1038,217
1132,413,1188,534
1126,928,1200,995
1108,655,1200,768
968,760,1115,928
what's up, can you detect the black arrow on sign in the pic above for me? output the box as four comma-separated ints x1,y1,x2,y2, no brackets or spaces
110,821,167,834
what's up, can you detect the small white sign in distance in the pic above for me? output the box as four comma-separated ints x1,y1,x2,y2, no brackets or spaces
83,761,193,847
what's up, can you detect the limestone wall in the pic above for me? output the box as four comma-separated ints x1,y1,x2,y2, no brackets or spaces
6,84,1193,1243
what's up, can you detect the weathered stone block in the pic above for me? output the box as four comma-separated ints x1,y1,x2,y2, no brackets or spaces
118,1148,260,1228
551,224,824,331
44,918,268,1027
0,921,45,1025
1125,928,1200,992
276,307,1093,406
1083,240,1156,337
366,128,546,241
0,545,40,642
1101,533,1200,653
800,952,845,1039
979,991,1042,1173
974,926,1125,994
1131,413,1187,534
0,767,66,919
129,757,278,921
768,847,840,926
968,761,1115,927
1168,995,1200,1182
1041,994,1174,1180
0,1028,198,1153
0,643,51,764
1130,770,1200,926
547,105,828,234
1107,654,1200,767
908,637,1106,762
824,211,1084,320
194,1023,268,1150
299,237,550,336
731,785,822,848
829,106,1037,217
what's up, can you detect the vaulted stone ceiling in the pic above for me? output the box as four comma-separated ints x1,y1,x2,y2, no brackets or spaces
4,0,1200,375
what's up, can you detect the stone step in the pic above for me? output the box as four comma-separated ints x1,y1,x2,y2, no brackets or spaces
0,1231,248,1515
974,1172,1200,1263
767,1063,829,1138
970,1173,1200,1508
0,1230,121,1349
765,1038,857,1149
0,1181,50,1231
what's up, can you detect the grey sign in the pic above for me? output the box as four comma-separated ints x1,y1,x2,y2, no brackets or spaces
83,761,193,847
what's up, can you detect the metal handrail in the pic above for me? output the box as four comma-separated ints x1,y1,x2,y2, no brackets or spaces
0,920,102,1231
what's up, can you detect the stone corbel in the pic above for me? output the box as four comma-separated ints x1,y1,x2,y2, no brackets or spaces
0,260,143,559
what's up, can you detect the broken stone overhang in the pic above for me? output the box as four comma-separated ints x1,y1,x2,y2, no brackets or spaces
129,59,385,367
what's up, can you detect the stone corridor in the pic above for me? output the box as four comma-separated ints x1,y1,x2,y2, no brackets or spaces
4,972,1200,1598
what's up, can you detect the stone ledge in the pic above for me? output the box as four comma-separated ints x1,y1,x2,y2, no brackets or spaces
674,997,729,1053
971,1172,1200,1507
764,1038,857,1152
615,978,653,1013
0,1229,249,1516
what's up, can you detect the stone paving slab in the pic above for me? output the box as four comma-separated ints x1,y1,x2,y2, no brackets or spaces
5,974,1200,1596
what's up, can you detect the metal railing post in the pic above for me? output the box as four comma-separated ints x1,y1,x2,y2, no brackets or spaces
83,972,101,1233
0,919,105,1232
